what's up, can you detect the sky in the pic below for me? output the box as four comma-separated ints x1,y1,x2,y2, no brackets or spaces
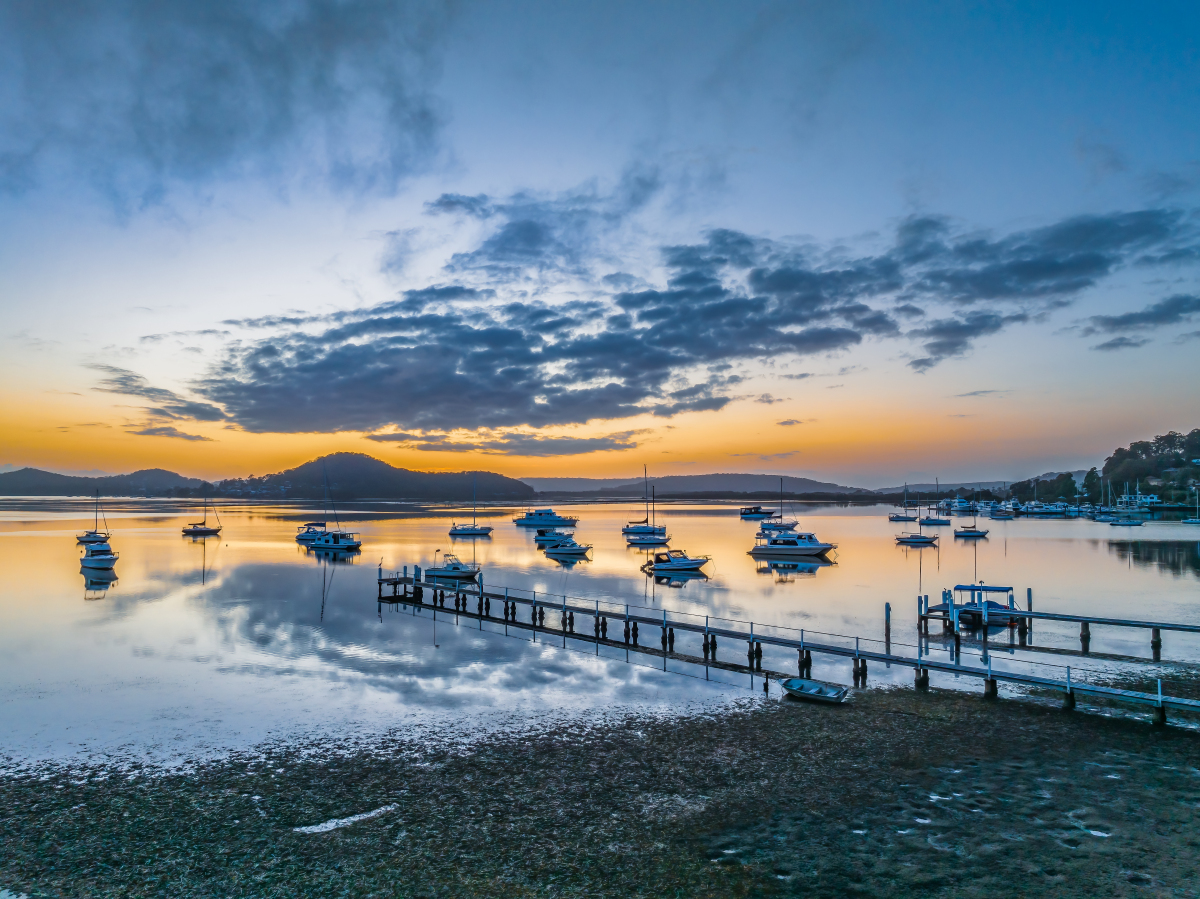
1,0,1199,488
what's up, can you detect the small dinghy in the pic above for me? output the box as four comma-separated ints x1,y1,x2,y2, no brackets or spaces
779,677,849,705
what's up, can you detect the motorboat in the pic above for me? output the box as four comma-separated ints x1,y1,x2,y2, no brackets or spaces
749,531,835,557
296,522,327,545
77,490,111,544
449,475,493,536
533,527,574,545
895,532,937,546
779,677,849,704
513,508,579,527
949,584,1020,627
989,511,1014,520
1109,518,1143,527
182,490,222,537
80,542,119,570
954,525,989,538
739,505,773,520
623,466,668,536
918,515,950,526
889,512,918,522
425,553,481,580
626,531,670,546
641,549,710,572
543,536,592,557
308,529,362,550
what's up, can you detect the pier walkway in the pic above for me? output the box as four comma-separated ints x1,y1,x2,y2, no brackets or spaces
378,572,1200,725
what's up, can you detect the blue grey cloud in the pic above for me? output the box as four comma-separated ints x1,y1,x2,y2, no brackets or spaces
88,363,226,421
1091,336,1150,351
190,201,1200,433
0,0,451,207
1083,293,1200,334
367,430,645,456
127,425,212,441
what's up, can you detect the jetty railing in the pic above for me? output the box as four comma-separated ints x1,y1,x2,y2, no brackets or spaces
377,569,1200,726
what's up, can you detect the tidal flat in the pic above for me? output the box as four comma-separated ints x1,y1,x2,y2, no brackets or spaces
3,686,1199,898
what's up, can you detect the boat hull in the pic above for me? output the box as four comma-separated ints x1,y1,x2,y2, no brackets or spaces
77,532,111,545
779,678,849,704
643,560,707,571
449,526,493,536
749,544,832,557
182,526,222,537
81,555,118,570
425,567,479,579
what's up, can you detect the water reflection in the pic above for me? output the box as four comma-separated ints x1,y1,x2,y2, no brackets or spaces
5,501,1200,763
1107,540,1200,579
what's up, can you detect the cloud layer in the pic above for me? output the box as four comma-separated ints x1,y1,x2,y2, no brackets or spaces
184,199,1200,440
0,0,450,206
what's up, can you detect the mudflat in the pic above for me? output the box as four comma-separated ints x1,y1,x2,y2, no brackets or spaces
2,686,1198,898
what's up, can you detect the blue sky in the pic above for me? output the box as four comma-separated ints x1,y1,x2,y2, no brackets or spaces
1,1,1198,485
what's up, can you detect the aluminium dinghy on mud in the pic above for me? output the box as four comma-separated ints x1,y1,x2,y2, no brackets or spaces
779,677,850,705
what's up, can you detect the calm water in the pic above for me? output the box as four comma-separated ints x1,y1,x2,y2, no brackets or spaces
2,499,1198,764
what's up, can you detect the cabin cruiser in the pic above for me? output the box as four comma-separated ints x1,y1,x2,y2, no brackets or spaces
1109,518,1144,527
919,515,950,526
758,516,799,531
425,553,481,580
543,536,592,556
739,505,773,520
641,549,710,572
80,542,119,570
308,529,362,550
748,531,835,557
513,508,579,527
533,527,574,546
895,532,937,546
295,522,328,545
888,512,918,522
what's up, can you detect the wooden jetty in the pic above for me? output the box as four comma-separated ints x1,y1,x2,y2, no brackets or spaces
378,570,1200,725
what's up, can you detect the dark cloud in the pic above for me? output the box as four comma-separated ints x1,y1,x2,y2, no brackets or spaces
777,419,803,426
1091,336,1150,351
191,202,1200,433
907,312,1027,371
0,0,451,207
127,425,212,441
1175,330,1200,343
754,394,783,404
88,364,226,421
1083,293,1200,334
367,430,644,456
955,389,1008,397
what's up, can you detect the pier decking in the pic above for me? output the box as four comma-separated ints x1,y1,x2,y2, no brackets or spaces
378,573,1200,724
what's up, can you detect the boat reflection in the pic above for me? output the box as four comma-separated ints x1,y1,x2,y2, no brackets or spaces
754,557,834,581
81,566,118,600
648,570,709,589
307,546,361,564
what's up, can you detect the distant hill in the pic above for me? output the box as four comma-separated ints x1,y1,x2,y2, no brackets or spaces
0,467,202,496
531,473,867,496
0,454,534,501
215,453,533,501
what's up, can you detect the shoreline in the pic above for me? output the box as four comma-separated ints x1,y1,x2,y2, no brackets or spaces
4,683,1199,897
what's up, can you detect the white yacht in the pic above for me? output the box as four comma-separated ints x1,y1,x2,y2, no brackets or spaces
533,527,574,545
641,549,710,572
543,536,592,557
623,467,667,536
449,475,493,536
426,553,481,580
77,491,111,544
80,542,119,570
627,530,670,546
749,531,834,558
309,530,362,550
295,522,328,545
513,508,579,527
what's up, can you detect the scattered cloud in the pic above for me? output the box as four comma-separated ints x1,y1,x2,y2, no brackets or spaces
367,429,646,456
954,389,1009,398
1091,336,1150,351
127,425,212,441
87,364,226,421
1175,330,1200,343
1082,293,1200,335
183,198,1200,435
777,419,803,426
754,393,783,404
